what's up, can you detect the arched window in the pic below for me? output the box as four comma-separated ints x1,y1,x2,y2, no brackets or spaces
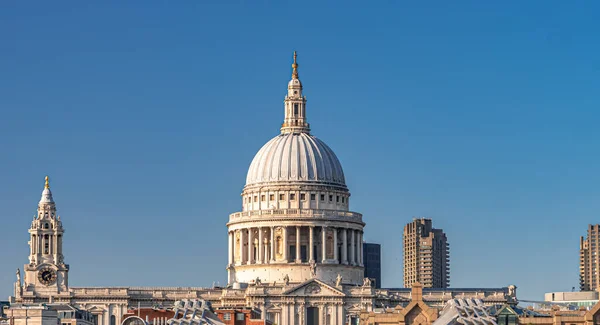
44,234,49,254
110,315,116,325
44,223,49,229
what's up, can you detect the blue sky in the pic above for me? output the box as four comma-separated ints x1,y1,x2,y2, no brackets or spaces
1,1,599,300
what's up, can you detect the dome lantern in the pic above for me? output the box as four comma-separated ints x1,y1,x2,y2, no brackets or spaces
281,51,310,134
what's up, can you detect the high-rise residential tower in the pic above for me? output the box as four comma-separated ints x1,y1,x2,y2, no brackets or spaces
403,218,449,288
580,224,600,291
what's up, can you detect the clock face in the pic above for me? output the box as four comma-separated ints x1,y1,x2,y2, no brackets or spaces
37,267,57,286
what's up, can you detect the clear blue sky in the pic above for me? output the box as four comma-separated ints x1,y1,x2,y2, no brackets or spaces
1,1,599,301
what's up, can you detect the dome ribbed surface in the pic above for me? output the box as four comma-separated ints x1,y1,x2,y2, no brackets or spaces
245,133,346,188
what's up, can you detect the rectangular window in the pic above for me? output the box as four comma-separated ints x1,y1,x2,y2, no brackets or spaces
223,313,231,321
320,194,325,201
294,103,299,115
269,194,275,201
300,193,306,200
279,194,285,200
301,245,308,262
236,313,245,321
254,196,258,202
261,195,265,201
290,193,296,200
341,197,345,203
336,195,340,202
329,195,333,202
310,194,316,201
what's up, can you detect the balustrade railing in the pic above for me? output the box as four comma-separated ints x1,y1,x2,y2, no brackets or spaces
229,208,362,222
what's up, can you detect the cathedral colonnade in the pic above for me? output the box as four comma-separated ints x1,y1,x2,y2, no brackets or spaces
227,225,363,267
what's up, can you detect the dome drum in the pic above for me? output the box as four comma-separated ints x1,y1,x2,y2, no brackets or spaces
241,188,350,212
227,224,366,285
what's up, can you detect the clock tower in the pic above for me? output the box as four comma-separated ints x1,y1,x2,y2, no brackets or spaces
19,176,69,297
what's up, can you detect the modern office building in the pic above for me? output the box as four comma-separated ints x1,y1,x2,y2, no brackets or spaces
363,243,381,288
403,218,450,288
544,291,600,310
580,224,600,291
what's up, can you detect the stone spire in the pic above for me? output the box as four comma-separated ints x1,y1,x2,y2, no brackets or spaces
39,175,54,204
281,51,310,134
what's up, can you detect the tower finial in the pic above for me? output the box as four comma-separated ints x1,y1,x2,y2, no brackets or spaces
291,51,299,79
44,176,50,189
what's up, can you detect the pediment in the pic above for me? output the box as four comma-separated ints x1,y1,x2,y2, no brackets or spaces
281,279,345,297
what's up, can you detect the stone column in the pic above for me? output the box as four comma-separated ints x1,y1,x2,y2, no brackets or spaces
37,234,42,258
228,231,233,266
318,305,324,325
264,239,269,262
359,231,363,266
298,303,305,325
296,226,301,263
332,303,337,325
270,226,275,263
258,227,264,264
333,228,338,263
248,228,254,264
283,226,289,262
53,234,58,262
342,228,348,264
350,229,355,265
283,303,290,325
322,226,327,263
239,229,245,264
309,226,315,262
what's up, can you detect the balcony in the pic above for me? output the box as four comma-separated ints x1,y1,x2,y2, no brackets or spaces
228,208,363,224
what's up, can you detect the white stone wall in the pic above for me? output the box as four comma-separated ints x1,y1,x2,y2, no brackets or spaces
231,264,364,286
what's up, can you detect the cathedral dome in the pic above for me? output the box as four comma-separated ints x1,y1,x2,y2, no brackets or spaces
245,132,346,189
